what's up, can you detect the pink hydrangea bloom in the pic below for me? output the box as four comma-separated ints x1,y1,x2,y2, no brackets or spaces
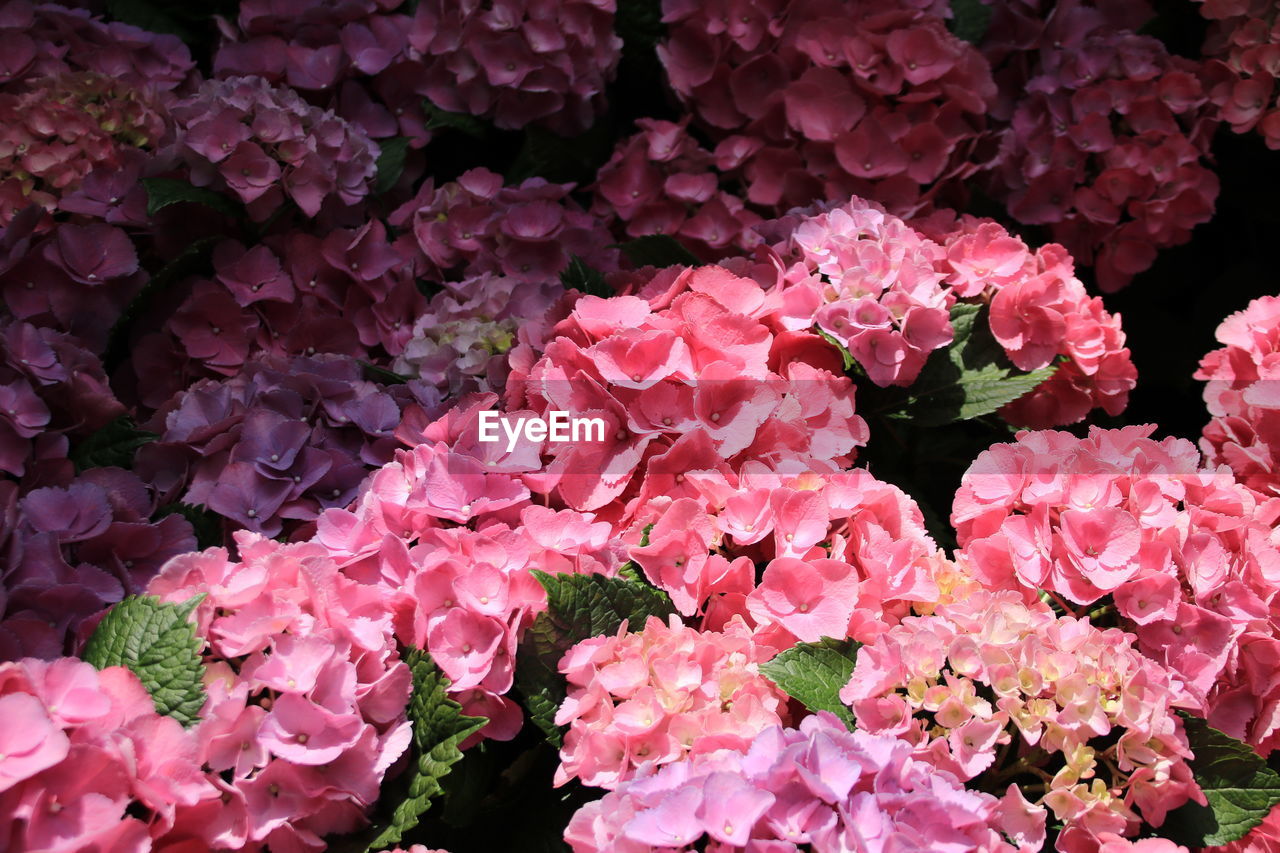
315,434,625,738
147,532,414,849
0,73,170,226
764,195,954,387
0,656,218,849
953,425,1280,751
554,614,790,789
1196,295,1280,496
842,590,1205,847
565,712,1045,852
502,264,869,521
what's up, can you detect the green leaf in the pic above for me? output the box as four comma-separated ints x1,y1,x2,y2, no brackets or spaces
560,255,612,298
366,649,488,851
70,416,157,472
759,638,860,729
143,177,244,219
155,503,223,550
83,594,207,725
506,122,616,186
816,328,855,372
879,302,1056,426
613,234,701,269
373,136,412,195
1162,713,1280,847
106,0,201,41
358,360,409,386
515,572,676,746
423,100,489,139
947,0,993,45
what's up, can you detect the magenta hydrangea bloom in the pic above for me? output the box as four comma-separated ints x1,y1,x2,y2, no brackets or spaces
565,712,1046,852
656,0,997,216
592,118,765,259
406,0,622,134
390,167,620,285
1195,0,1280,150
0,72,171,226
0,1,196,94
170,76,380,220
982,3,1219,291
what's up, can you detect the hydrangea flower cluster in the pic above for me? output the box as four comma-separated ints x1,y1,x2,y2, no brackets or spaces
404,0,622,134
927,214,1138,427
147,531,414,851
592,118,764,259
657,0,998,214
392,273,565,398
0,318,126,479
129,223,426,408
985,9,1219,291
0,1,195,94
0,468,194,661
0,657,216,851
627,460,944,641
390,167,618,285
1196,294,1280,497
315,437,625,734
509,264,870,518
135,353,416,540
759,198,1137,425
765,196,955,387
841,590,1204,848
170,76,380,220
1196,0,1280,150
565,712,1047,853
554,614,790,790
0,73,169,225
2,216,144,349
952,425,1280,750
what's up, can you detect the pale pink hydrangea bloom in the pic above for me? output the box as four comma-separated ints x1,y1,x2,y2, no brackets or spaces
842,590,1205,849
953,425,1280,751
565,712,1046,852
554,614,790,790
